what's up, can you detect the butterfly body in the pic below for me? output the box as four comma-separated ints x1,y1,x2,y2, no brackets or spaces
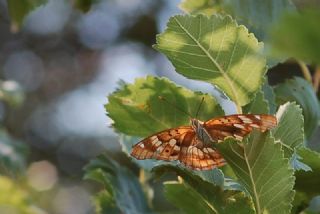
131,114,277,170
191,118,213,145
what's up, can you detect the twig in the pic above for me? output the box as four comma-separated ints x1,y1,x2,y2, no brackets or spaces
297,60,312,83
313,66,320,93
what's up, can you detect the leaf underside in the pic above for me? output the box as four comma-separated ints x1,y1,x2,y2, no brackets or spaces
274,77,320,141
154,165,254,214
106,76,224,137
216,130,295,214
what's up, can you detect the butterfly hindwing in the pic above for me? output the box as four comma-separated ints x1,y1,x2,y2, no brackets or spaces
179,143,226,170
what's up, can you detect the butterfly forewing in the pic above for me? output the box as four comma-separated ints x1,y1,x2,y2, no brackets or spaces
131,126,226,170
204,114,277,141
131,126,192,161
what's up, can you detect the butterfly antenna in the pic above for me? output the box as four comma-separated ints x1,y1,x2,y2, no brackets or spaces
158,96,192,118
195,97,205,118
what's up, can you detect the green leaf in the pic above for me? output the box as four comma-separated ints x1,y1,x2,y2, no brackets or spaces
243,90,269,114
179,0,295,41
179,0,295,66
154,165,254,213
8,0,48,29
153,164,225,189
270,9,320,65
295,148,320,198
216,130,295,214
0,130,28,176
274,77,320,141
290,152,312,172
179,0,224,16
84,155,150,214
154,14,266,108
93,191,120,214
262,82,277,114
165,181,253,214
106,76,224,137
222,0,296,41
74,0,97,12
272,102,304,158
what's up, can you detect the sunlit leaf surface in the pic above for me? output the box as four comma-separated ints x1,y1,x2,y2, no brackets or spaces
155,14,266,107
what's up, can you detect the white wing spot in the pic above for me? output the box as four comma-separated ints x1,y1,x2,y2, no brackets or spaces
239,116,252,124
139,144,145,148
150,136,157,141
250,124,260,128
207,148,215,153
254,115,261,120
157,146,164,153
234,134,243,140
155,141,162,147
174,145,180,151
234,124,245,129
169,139,176,147
198,150,204,159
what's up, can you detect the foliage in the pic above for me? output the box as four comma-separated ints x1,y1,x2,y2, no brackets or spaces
274,77,320,141
272,102,304,159
7,0,320,213
100,1,320,213
154,14,266,110
179,0,296,41
0,176,43,214
217,130,295,213
0,130,28,177
84,154,151,214
106,76,224,137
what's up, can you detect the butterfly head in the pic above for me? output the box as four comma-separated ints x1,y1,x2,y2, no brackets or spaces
191,118,203,130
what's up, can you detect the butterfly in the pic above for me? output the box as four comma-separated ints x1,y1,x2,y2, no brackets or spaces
131,114,277,171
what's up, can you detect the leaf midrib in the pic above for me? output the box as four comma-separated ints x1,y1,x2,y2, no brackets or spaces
243,147,261,214
173,16,241,113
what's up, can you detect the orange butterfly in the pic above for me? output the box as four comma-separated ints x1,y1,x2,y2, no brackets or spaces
131,114,277,170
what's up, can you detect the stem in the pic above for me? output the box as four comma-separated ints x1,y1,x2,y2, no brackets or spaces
313,66,320,93
297,60,312,83
236,104,242,114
